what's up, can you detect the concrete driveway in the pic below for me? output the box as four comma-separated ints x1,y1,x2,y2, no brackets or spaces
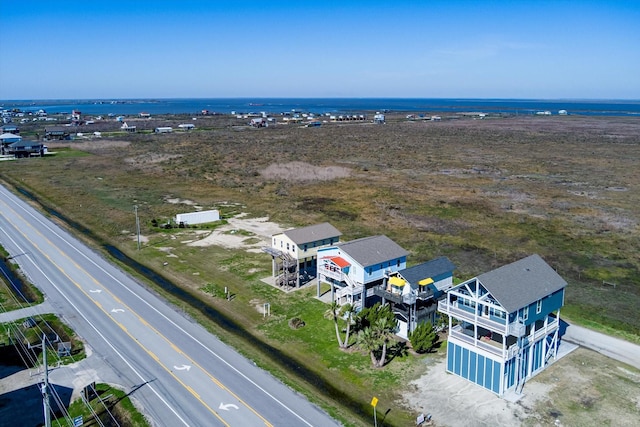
562,321,640,370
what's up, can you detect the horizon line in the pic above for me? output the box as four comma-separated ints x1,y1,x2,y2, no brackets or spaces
2,97,640,103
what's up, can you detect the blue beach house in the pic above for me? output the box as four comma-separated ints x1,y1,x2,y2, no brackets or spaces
438,254,566,396
317,235,408,310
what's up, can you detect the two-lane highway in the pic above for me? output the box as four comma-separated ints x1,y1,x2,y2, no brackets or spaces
0,184,339,426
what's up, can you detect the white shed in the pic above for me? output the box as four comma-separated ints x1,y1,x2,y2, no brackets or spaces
175,209,220,225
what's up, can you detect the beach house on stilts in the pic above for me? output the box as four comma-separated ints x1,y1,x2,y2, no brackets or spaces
437,254,567,396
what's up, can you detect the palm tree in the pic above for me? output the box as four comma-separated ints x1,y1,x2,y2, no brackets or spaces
373,316,396,367
339,303,355,348
324,301,344,348
356,326,382,367
357,315,398,367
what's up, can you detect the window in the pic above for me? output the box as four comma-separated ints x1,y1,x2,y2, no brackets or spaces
522,307,528,321
536,299,542,314
461,298,476,309
490,308,506,319
397,259,400,268
367,268,372,275
286,243,289,251
303,244,307,251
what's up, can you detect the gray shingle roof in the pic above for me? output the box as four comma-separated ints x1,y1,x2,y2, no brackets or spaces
9,140,43,149
477,254,567,313
283,222,341,245
399,256,456,285
338,235,408,267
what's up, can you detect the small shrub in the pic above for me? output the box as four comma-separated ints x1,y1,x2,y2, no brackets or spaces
201,283,227,299
288,317,305,329
409,321,438,354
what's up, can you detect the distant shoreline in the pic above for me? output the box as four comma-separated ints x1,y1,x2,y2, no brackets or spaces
2,98,640,117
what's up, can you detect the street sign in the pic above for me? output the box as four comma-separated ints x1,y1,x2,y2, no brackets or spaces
73,415,83,426
371,396,378,407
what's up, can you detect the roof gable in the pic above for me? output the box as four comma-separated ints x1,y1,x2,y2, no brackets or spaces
338,235,408,267
282,222,341,245
477,254,566,313
399,256,456,285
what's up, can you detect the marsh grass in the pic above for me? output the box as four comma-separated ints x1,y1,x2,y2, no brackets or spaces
3,114,640,425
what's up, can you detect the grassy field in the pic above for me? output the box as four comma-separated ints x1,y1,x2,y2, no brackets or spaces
1,113,639,425
0,244,44,311
61,382,150,427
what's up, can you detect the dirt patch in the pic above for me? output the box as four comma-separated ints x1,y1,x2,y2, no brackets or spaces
260,161,351,182
47,139,131,152
403,347,640,427
186,214,285,252
124,152,183,165
403,358,531,426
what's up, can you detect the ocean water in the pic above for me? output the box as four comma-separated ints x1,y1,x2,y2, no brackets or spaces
2,98,640,117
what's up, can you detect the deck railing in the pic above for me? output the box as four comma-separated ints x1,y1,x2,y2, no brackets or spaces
450,326,522,359
438,299,530,337
449,327,505,357
319,266,345,282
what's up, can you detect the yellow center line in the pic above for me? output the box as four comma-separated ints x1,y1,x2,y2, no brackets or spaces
34,224,273,426
2,207,234,427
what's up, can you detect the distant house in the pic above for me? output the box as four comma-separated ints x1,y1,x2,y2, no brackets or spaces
121,122,137,133
154,127,173,133
139,112,151,118
45,126,71,140
317,235,408,310
374,256,456,338
7,140,45,158
250,117,268,128
266,223,342,288
178,123,195,130
374,113,385,124
1,133,22,154
438,254,567,396
1,124,19,134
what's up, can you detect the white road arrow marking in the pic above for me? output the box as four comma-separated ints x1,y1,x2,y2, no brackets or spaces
219,403,239,411
89,289,102,293
111,308,125,313
173,365,191,371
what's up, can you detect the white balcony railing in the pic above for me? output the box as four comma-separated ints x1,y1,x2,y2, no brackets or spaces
450,327,523,360
531,318,559,341
335,285,364,300
439,299,529,338
449,327,505,358
319,267,345,283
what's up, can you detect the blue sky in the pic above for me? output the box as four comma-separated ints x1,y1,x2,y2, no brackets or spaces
1,0,639,100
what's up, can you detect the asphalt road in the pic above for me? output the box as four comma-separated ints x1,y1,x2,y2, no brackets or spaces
563,323,640,370
0,184,340,427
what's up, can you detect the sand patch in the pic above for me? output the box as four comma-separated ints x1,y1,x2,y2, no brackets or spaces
401,357,565,427
186,214,286,251
261,161,351,182
124,153,183,165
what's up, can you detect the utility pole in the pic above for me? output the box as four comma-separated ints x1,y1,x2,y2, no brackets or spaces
41,334,52,427
134,205,141,250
